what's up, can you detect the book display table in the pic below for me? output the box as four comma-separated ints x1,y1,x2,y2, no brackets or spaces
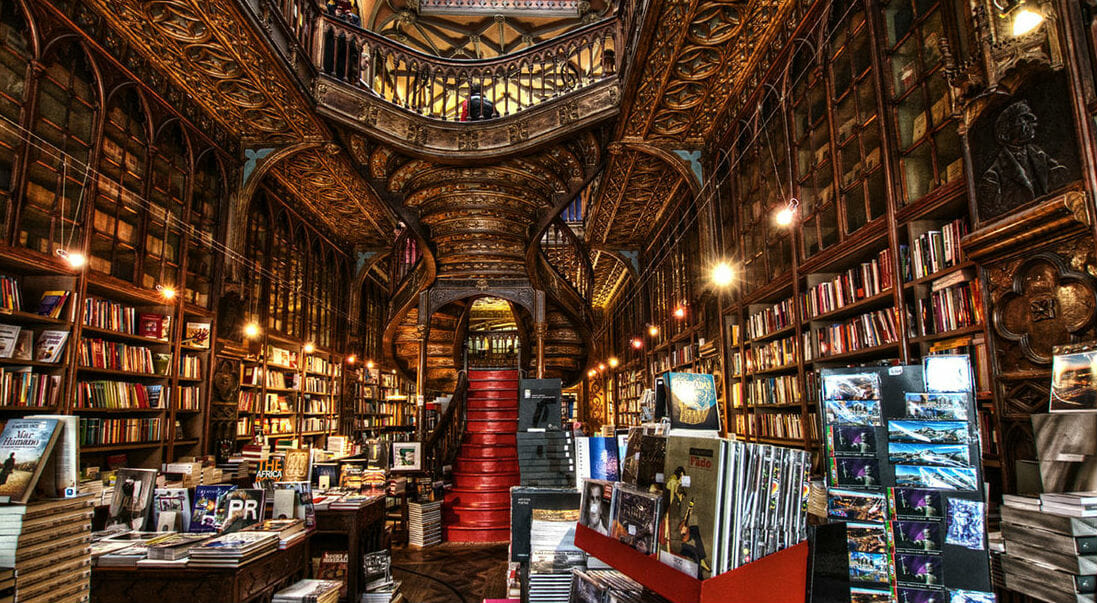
90,537,308,603
314,496,386,601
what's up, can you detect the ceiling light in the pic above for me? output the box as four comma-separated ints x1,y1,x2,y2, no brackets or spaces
156,285,176,300
588,369,597,378
1012,8,1044,36
366,360,375,369
243,322,261,338
598,363,606,372
673,305,687,320
346,354,357,364
712,262,735,288
775,198,800,227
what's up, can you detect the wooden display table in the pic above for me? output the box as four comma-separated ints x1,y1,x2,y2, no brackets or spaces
91,537,308,603
314,496,386,601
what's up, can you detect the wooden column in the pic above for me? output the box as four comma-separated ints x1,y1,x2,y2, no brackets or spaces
415,323,429,440
535,321,547,378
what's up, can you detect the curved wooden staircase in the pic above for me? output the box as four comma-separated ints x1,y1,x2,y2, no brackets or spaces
442,369,520,543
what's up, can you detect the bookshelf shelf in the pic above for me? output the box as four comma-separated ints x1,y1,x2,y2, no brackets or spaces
76,367,170,379
0,358,64,368
907,324,984,345
82,442,163,453
73,407,167,414
810,342,900,364
79,326,171,347
748,364,800,377
902,260,975,289
0,405,60,411
747,323,796,344
803,288,894,324
0,310,69,326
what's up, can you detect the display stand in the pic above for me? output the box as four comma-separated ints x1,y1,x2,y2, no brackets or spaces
314,496,386,602
574,524,808,603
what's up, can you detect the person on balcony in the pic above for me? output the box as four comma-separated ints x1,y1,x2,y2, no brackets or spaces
460,83,499,121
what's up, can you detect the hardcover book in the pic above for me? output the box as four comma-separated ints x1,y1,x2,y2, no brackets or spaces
152,488,192,532
0,324,20,358
107,468,158,531
318,550,349,597
663,372,721,432
25,413,77,498
34,329,68,363
0,417,61,503
191,484,236,532
215,488,266,533
659,435,727,579
182,322,211,349
272,481,316,528
36,291,69,319
579,478,613,536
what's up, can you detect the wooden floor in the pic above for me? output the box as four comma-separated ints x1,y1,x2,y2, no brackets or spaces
391,542,509,603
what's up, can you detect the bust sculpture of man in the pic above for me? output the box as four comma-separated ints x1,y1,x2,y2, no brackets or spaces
979,100,1068,216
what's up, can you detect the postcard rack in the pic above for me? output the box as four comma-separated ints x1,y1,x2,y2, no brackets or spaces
574,524,808,603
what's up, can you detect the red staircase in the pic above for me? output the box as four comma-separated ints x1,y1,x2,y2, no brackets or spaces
443,369,520,543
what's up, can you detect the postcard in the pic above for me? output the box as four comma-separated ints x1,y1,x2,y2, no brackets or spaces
891,520,942,552
889,488,944,520
905,393,969,421
888,421,968,444
851,588,893,603
823,372,881,401
824,399,882,426
847,522,888,553
894,465,978,491
945,498,985,550
1050,345,1097,412
849,551,891,584
831,457,882,488
897,588,949,603
895,553,943,586
888,442,970,467
829,488,887,522
949,590,996,603
924,355,972,392
828,425,877,456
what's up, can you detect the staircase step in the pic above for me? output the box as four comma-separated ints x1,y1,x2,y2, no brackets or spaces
455,457,519,474
467,389,518,400
465,418,518,433
443,505,511,526
468,384,519,393
462,433,516,447
467,398,519,410
444,525,510,543
456,444,519,459
453,471,520,490
445,488,512,507
468,370,519,380
466,409,518,422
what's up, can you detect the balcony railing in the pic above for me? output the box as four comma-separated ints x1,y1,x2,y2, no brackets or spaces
316,15,619,121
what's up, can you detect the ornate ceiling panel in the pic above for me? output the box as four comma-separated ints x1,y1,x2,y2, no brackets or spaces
585,149,687,248
269,148,398,246
590,250,631,308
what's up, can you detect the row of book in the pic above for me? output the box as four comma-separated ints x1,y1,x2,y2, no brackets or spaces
747,298,797,339
78,416,163,446
900,219,967,282
304,376,331,393
0,369,61,407
77,338,166,374
747,374,800,407
0,326,68,362
267,345,298,368
178,386,200,411
648,343,695,375
82,298,171,339
239,390,259,413
179,355,201,379
262,417,296,435
301,417,336,433
747,335,797,372
0,274,22,311
266,393,294,413
756,410,818,441
305,399,334,414
304,355,332,374
805,307,900,359
74,380,169,408
801,248,894,319
908,277,984,339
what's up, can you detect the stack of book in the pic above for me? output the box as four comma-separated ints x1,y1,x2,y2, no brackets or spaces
360,581,403,603
0,495,94,603
1000,495,1097,603
94,532,174,568
517,431,574,487
528,550,586,603
143,533,215,564
0,568,12,603
187,532,280,568
245,518,308,549
272,579,343,603
407,501,442,548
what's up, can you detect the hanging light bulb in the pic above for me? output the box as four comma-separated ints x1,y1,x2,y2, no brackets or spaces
648,325,660,337
608,357,619,369
366,360,375,370
775,198,800,227
588,369,597,378
303,342,315,353
631,338,643,350
673,305,687,320
598,362,606,372
712,262,735,288
155,285,176,300
346,354,357,364
56,249,87,269
244,322,260,338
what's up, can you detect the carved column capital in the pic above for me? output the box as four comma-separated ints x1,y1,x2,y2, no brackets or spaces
534,321,549,338
415,324,429,340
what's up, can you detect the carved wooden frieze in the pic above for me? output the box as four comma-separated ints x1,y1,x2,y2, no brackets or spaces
314,75,620,161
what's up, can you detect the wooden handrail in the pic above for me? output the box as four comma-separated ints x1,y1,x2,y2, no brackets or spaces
424,370,469,477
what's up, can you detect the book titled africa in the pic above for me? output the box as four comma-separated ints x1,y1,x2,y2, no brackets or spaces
0,418,61,503
664,372,721,432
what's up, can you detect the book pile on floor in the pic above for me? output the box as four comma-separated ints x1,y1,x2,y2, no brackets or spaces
0,495,95,603
407,501,441,547
361,550,403,603
272,579,343,603
187,531,280,567
999,494,1097,603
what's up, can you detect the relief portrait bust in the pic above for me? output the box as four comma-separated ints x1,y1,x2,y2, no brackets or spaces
978,100,1069,217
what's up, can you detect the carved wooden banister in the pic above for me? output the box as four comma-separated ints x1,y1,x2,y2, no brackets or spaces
315,14,619,120
425,370,469,478
540,217,594,303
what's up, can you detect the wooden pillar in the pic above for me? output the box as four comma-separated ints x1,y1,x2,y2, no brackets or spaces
416,323,429,440
535,321,547,378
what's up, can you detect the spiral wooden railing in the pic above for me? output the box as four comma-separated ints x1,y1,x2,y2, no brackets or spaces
424,370,468,479
316,15,619,121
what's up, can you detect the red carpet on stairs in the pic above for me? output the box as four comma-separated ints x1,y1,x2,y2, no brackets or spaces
443,369,520,543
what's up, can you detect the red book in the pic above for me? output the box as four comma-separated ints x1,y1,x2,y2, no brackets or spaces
138,313,163,339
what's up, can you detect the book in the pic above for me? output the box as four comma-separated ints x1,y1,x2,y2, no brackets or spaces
0,417,61,503
11,330,31,361
145,532,213,560
658,435,727,579
610,483,662,555
106,468,158,531
33,330,68,363
36,291,69,319
183,322,211,348
575,436,619,482
215,488,265,532
579,479,613,536
272,481,316,528
25,414,77,498
317,550,349,597
663,372,721,433
190,484,236,532
0,324,19,358
152,488,192,531
272,579,342,603
282,448,311,482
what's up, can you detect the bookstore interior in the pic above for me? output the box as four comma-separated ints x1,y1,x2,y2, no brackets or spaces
2,0,1097,602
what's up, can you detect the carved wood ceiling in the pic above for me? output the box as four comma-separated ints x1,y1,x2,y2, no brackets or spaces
79,0,398,246
586,0,807,308
590,249,631,308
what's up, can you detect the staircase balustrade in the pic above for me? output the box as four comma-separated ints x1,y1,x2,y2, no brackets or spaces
467,331,521,369
424,370,469,479
315,14,619,120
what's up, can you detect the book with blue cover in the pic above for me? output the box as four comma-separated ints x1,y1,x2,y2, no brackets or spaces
0,417,61,503
586,436,619,482
190,484,236,532
663,372,721,432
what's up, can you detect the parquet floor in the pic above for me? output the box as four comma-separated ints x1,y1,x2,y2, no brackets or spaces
391,542,510,603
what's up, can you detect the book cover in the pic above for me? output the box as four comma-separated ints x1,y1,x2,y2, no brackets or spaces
152,488,192,531
182,322,211,349
190,485,236,532
637,434,667,491
107,468,158,531
664,372,721,432
36,291,69,319
25,414,77,498
318,550,349,597
282,448,310,483
12,330,32,360
579,478,612,536
610,483,662,555
272,481,316,528
0,418,61,503
658,435,726,579
34,329,68,363
312,462,338,489
0,324,20,358
216,488,265,533
586,436,620,482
